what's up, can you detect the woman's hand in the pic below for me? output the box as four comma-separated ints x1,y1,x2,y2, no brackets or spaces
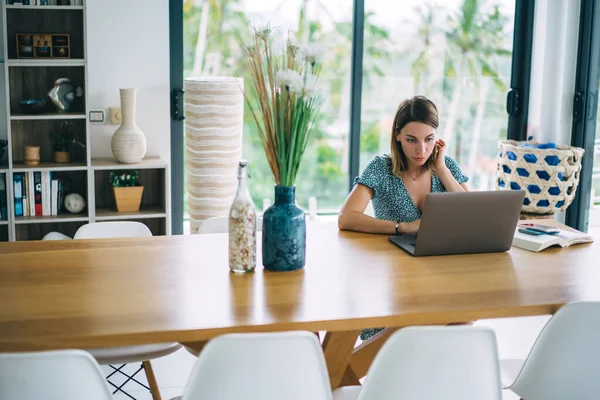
431,139,448,174
400,219,420,235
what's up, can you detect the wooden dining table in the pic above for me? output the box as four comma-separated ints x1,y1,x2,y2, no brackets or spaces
0,220,599,389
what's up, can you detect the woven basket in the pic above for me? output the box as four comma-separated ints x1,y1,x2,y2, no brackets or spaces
496,140,585,214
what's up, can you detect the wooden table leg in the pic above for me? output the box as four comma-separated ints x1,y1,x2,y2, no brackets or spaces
179,340,208,357
344,327,399,381
322,330,360,389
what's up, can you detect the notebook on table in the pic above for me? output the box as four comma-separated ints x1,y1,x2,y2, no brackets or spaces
512,228,594,252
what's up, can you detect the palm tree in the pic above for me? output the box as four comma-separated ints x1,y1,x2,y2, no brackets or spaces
411,0,511,179
185,0,249,77
442,0,511,161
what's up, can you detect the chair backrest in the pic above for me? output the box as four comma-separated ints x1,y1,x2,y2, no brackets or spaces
357,326,502,400
181,331,331,400
0,349,113,400
197,216,263,234
74,221,152,239
510,301,600,400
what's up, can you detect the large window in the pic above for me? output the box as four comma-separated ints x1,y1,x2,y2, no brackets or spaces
183,0,353,214
181,0,518,226
359,0,515,191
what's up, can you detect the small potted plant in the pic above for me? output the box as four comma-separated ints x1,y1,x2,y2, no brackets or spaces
52,121,74,163
110,170,143,212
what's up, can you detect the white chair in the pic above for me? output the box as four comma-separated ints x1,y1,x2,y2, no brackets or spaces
73,221,181,400
180,331,331,400
502,301,600,400
197,215,263,234
0,349,113,400
74,221,152,239
333,326,503,400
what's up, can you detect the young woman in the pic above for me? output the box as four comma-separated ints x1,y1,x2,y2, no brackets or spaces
338,95,469,236
337,95,469,340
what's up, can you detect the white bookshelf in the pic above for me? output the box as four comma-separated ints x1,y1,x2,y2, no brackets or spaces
0,1,170,241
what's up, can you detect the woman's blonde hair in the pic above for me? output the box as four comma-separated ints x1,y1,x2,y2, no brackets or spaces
390,95,439,178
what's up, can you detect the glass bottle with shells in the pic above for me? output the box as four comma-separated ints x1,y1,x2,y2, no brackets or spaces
228,160,257,273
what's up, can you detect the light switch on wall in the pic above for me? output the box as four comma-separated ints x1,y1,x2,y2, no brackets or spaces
110,107,122,124
89,110,105,124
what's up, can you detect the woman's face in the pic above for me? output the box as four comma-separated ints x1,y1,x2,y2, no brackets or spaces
396,121,436,167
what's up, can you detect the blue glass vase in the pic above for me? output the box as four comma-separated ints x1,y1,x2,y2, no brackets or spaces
262,186,306,271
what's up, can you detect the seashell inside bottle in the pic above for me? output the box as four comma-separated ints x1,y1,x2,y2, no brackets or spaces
229,160,257,273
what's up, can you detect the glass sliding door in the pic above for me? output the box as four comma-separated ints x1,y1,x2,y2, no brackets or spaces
566,0,600,234
182,0,353,220
358,0,516,191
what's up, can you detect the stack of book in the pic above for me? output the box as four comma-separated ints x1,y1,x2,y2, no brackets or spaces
12,172,66,217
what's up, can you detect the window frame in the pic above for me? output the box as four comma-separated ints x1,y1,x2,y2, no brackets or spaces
566,0,600,232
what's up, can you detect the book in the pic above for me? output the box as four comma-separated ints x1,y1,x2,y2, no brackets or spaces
513,228,594,252
34,171,42,217
13,173,23,217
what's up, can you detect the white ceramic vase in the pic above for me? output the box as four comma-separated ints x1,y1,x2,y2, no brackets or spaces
111,88,147,164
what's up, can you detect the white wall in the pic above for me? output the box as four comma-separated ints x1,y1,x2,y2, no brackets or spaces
86,0,170,162
528,0,581,146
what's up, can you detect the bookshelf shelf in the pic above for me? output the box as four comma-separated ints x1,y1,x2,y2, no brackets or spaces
12,162,88,172
10,113,87,121
92,157,167,170
6,5,84,10
14,214,89,225
0,220,8,226
7,59,85,67
95,207,167,221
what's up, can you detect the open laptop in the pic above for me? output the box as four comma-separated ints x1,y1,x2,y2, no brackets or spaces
388,190,525,257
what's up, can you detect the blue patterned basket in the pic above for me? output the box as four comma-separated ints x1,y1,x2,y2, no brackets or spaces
496,140,585,214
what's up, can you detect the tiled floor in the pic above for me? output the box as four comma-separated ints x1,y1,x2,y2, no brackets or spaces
102,315,551,400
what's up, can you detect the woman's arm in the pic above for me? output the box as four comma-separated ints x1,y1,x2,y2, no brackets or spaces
432,139,469,192
436,167,468,192
338,184,420,234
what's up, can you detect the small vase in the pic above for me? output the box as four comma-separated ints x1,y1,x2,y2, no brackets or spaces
262,186,306,272
54,151,70,163
111,88,147,164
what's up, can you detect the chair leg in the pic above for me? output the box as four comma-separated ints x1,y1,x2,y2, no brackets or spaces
142,360,162,400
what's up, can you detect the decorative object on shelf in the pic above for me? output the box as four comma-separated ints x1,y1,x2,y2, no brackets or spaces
184,77,244,233
16,33,70,59
24,145,40,166
48,78,83,112
110,170,143,212
64,193,86,214
111,88,147,164
228,160,257,273
69,0,82,4
19,99,47,114
51,121,74,163
241,26,324,271
42,231,72,240
496,138,585,214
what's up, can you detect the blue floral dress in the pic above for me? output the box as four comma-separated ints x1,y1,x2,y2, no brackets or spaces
354,154,469,340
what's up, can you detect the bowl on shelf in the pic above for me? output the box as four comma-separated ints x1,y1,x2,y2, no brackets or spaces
19,99,48,114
